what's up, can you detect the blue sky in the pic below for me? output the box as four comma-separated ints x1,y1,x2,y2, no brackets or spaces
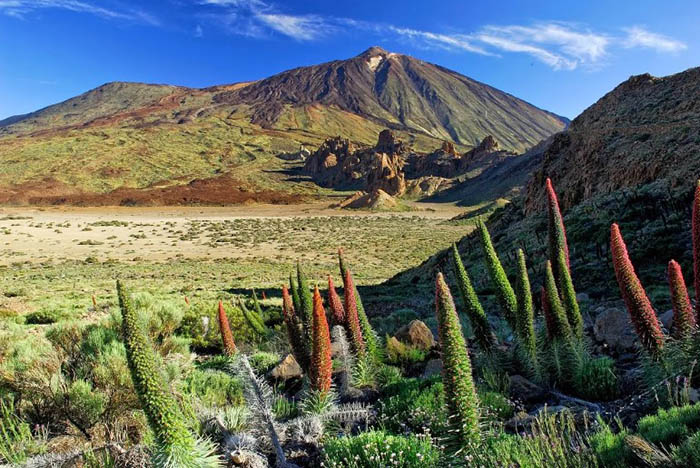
1,0,698,120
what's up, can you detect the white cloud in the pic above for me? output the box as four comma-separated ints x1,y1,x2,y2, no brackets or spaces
389,26,492,55
257,13,331,40
474,23,610,70
622,26,687,53
0,0,158,25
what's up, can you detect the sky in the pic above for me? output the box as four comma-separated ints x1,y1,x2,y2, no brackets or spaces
1,0,698,120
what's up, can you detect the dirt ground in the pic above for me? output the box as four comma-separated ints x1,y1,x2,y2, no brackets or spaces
0,201,467,266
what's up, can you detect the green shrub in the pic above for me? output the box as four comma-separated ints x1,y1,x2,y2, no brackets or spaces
589,418,629,468
574,357,619,401
249,351,280,375
25,309,63,325
321,430,441,468
177,305,221,352
0,399,46,464
385,336,427,366
183,369,244,408
479,390,515,420
637,403,700,446
470,410,598,467
377,377,448,437
673,430,700,466
117,281,220,468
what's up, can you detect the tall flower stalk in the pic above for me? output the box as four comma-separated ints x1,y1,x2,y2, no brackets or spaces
546,178,570,283
543,261,572,340
310,287,332,395
338,250,378,360
297,263,314,344
668,260,696,340
478,221,517,330
327,276,346,327
555,248,583,338
282,285,309,371
434,273,480,446
217,300,237,356
610,223,665,355
693,180,700,322
117,281,219,467
451,243,495,352
515,249,537,363
343,269,366,358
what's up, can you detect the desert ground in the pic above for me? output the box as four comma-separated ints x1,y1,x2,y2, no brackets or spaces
0,201,472,316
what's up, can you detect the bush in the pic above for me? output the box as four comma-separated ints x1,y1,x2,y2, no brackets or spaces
25,309,63,325
574,356,619,401
385,336,427,366
321,430,441,468
182,369,244,408
0,399,46,464
637,403,700,446
479,390,515,420
376,377,448,437
248,351,280,375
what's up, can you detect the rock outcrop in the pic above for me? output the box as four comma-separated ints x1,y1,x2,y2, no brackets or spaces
304,130,406,196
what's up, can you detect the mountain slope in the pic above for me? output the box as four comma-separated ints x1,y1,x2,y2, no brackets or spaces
214,46,566,151
525,67,700,213
379,66,700,320
0,47,567,204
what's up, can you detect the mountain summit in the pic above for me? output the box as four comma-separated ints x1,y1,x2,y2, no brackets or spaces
0,47,567,203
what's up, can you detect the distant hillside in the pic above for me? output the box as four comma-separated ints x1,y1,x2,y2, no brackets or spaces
0,47,566,205
525,67,700,213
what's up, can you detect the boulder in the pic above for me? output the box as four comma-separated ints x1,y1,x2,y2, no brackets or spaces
593,307,637,352
659,309,673,332
422,358,443,378
269,353,303,380
394,320,435,350
509,375,548,404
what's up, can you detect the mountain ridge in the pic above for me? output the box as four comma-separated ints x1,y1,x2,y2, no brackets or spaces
0,46,568,204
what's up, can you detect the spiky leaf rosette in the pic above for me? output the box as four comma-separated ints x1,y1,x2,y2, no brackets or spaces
327,276,346,327
611,223,665,355
282,285,310,371
515,249,537,362
555,248,583,338
217,300,237,356
451,243,495,352
117,281,220,468
478,221,518,329
543,261,572,340
290,273,301,314
693,180,700,321
338,250,378,360
434,273,480,446
310,287,333,394
343,269,366,358
297,263,314,344
668,260,696,340
546,178,570,284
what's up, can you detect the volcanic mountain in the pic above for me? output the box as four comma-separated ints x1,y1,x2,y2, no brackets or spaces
0,46,567,205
